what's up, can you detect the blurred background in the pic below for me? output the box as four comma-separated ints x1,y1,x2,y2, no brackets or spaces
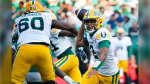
10,0,139,84
1,0,147,84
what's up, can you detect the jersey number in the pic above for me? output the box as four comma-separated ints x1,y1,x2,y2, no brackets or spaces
50,41,59,51
90,45,98,59
19,17,44,33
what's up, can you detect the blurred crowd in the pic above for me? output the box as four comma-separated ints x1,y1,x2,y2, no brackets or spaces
11,0,138,37
11,0,138,84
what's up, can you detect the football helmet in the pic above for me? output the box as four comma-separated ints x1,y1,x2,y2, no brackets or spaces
116,27,125,40
25,1,44,13
75,9,88,21
83,9,103,34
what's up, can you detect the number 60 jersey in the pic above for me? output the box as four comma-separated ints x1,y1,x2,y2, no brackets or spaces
15,12,56,47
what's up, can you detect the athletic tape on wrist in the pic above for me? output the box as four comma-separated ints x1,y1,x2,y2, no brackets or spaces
63,76,73,84
92,59,103,71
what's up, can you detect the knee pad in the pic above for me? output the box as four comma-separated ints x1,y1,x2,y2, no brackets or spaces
42,80,55,84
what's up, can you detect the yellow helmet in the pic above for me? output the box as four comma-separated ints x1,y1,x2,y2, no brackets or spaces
83,9,103,34
25,1,44,13
43,8,53,13
116,27,125,40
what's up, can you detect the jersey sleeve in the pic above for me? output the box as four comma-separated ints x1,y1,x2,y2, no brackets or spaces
126,37,132,46
50,13,57,20
50,28,61,38
45,13,57,24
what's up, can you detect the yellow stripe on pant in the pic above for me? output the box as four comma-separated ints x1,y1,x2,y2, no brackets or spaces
80,67,120,84
11,45,55,84
54,55,82,82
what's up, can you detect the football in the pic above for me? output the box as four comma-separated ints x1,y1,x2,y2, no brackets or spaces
75,9,88,21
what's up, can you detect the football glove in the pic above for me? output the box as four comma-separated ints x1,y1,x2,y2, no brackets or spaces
76,47,87,62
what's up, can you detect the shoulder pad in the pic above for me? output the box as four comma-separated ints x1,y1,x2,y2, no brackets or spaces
96,28,111,39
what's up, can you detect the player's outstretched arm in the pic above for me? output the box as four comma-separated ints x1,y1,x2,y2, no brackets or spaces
76,23,87,47
59,30,76,37
54,65,79,84
51,20,78,36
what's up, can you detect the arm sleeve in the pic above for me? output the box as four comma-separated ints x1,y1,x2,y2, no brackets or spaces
83,37,89,46
99,40,110,49
50,28,61,37
51,13,57,20
127,37,132,46
49,13,57,20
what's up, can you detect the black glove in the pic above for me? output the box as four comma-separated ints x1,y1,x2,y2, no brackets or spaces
76,47,87,62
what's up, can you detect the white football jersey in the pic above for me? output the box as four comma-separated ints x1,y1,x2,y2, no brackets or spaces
113,36,132,60
50,29,72,57
15,12,56,47
86,28,118,76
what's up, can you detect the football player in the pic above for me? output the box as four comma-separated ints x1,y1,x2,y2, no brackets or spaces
50,28,82,82
11,1,78,84
12,8,79,84
113,27,132,84
43,8,82,83
76,9,120,84
12,29,80,84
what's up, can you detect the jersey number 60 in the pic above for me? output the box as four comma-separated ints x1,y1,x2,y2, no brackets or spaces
19,17,44,33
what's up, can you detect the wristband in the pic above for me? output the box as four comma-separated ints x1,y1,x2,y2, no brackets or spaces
92,59,103,71
63,75,74,84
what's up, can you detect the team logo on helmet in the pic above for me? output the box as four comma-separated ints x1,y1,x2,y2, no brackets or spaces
94,11,101,17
